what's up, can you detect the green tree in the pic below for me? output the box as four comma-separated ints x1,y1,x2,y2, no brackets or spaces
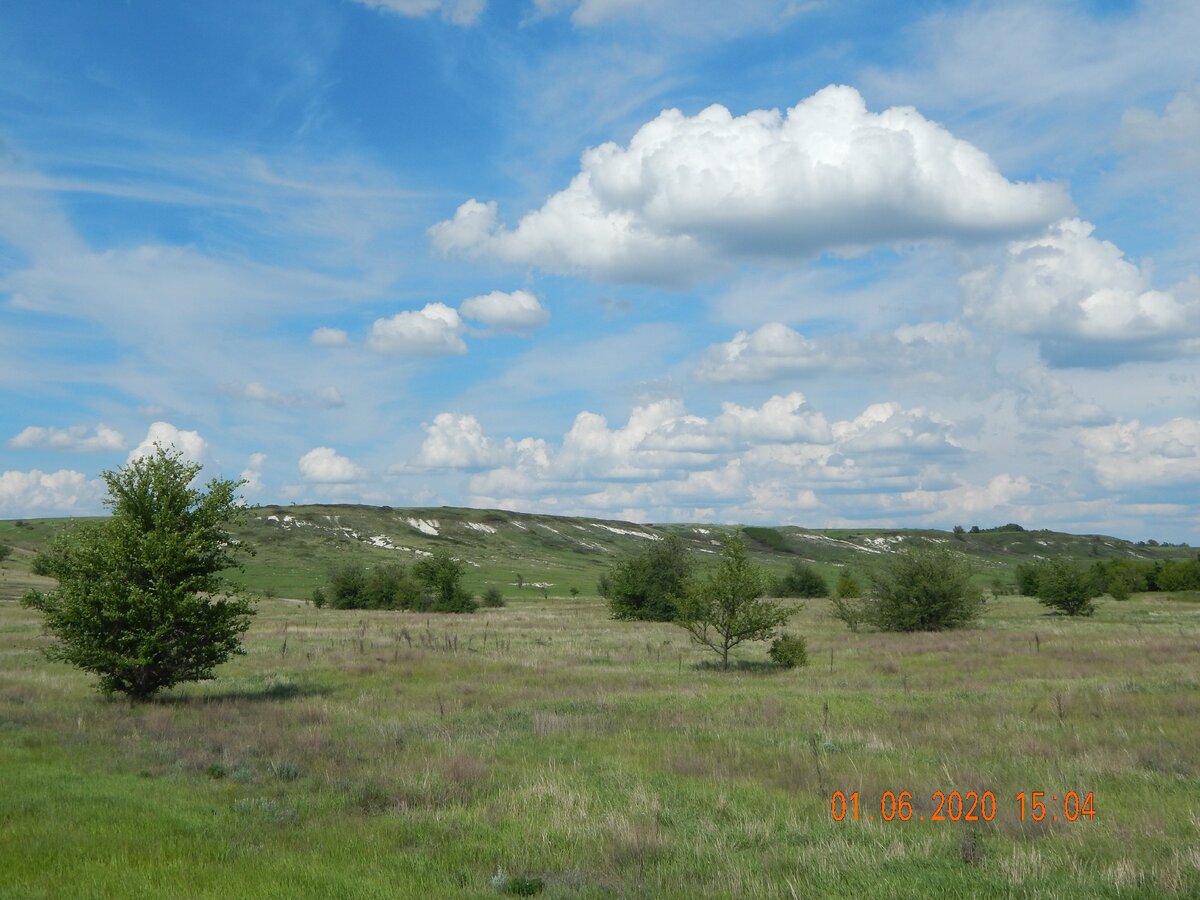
675,535,793,669
413,551,477,613
835,568,861,598
1014,561,1044,597
603,534,694,621
21,447,254,700
1036,559,1100,616
773,561,829,598
867,547,982,632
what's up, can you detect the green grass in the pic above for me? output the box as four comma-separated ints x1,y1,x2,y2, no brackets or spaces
2,560,1198,897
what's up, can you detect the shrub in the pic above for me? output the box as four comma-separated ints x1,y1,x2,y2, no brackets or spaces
31,553,53,576
327,561,368,608
603,534,694,621
867,547,982,632
829,592,869,633
481,587,506,608
413,551,477,613
835,568,861,598
20,446,254,700
0,544,11,563
1036,559,1100,616
768,633,809,669
675,535,792,669
1013,561,1045,597
773,561,828,598
311,586,326,608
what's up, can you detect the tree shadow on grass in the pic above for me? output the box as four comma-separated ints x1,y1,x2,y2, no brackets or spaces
693,659,783,675
151,680,332,705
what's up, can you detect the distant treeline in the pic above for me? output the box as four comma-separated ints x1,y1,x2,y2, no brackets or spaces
1016,556,1200,599
311,554,505,613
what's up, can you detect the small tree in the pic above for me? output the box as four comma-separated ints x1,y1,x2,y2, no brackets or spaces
21,446,254,700
867,547,982,632
675,535,792,669
413,551,477,613
604,534,694,621
1036,559,1099,616
0,544,12,563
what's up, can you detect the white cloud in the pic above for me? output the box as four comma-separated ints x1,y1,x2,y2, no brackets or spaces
0,469,100,516
712,393,831,444
367,302,467,355
239,453,267,495
128,422,207,464
694,323,826,383
832,403,959,454
1119,85,1200,171
348,0,485,26
228,382,346,409
893,474,1033,519
1015,367,1111,428
459,289,549,332
8,424,125,453
311,327,351,347
963,218,1196,364
298,447,367,483
416,413,501,468
1079,418,1200,489
431,85,1070,286
535,0,819,36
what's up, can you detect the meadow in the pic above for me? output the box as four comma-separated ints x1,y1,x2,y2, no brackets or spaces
2,535,1198,898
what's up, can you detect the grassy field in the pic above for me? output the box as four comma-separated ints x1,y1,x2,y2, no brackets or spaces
2,538,1198,898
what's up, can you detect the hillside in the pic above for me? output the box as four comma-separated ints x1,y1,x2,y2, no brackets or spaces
2,505,1192,602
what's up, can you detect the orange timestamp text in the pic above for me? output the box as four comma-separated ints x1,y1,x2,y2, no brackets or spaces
830,790,1097,823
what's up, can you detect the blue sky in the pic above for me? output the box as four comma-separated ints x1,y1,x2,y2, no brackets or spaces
2,0,1199,542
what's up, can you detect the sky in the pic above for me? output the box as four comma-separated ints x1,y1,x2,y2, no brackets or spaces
2,0,1199,542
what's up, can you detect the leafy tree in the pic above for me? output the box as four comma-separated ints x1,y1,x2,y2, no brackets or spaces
1036,559,1100,616
835,568,861,599
1014,561,1045,597
413,551,477,613
773,561,829,598
675,535,792,669
327,561,368,608
866,547,982,632
603,534,694,621
21,447,254,700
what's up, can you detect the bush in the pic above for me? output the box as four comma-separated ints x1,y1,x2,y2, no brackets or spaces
675,535,792,669
1036,559,1099,616
603,534,694,621
20,446,254,700
835,568,861,598
1013,561,1045,597
866,547,982,632
311,586,326,608
773,561,828,598
413,552,477,613
481,587,506,608
829,592,869,633
31,553,52,576
768,633,809,669
0,544,11,563
326,561,368,609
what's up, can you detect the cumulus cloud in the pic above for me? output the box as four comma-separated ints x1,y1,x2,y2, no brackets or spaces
8,423,124,453
963,218,1197,365
459,289,549,333
311,327,350,347
437,392,963,520
348,0,485,26
892,474,1033,519
298,447,367,483
0,468,100,516
1079,418,1200,489
694,323,826,383
416,413,501,468
239,453,267,495
367,303,467,355
1118,85,1200,170
128,422,207,464
431,85,1070,286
